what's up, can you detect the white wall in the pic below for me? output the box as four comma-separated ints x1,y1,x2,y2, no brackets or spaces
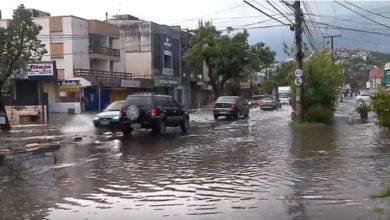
34,18,51,61
70,17,90,75
125,52,152,78
43,82,57,105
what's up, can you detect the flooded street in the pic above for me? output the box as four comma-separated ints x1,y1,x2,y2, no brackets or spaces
1,102,390,220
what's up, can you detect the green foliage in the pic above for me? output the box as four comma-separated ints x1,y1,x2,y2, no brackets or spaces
371,88,390,129
261,79,278,94
0,4,46,131
184,22,250,97
305,105,334,124
290,51,342,123
271,61,295,86
248,42,275,72
370,185,390,199
227,83,241,96
184,23,275,97
0,5,46,83
355,101,371,114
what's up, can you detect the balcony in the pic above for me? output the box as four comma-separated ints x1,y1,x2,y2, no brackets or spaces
74,69,132,87
89,46,120,61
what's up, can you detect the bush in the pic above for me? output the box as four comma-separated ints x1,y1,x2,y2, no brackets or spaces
305,105,334,124
371,88,390,129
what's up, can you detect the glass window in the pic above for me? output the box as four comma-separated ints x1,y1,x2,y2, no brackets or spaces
105,101,124,111
216,96,237,103
168,98,179,108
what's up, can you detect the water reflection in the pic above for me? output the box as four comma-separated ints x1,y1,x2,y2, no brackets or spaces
1,108,390,219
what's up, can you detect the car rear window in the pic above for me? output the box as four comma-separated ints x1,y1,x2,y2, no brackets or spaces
252,96,263,100
105,101,124,111
262,97,273,100
124,96,152,108
216,97,237,102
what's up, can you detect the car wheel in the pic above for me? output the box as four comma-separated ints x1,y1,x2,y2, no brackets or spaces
214,114,219,121
234,111,240,119
155,119,167,135
181,117,189,134
121,128,133,136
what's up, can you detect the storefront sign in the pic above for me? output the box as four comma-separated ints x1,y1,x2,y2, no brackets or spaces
384,70,390,86
163,36,172,56
154,76,178,87
27,63,54,76
58,80,81,92
121,79,141,88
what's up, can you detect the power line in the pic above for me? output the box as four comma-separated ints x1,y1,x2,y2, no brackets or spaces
170,3,245,25
307,19,390,36
266,0,294,24
334,1,390,29
243,0,290,26
344,1,390,20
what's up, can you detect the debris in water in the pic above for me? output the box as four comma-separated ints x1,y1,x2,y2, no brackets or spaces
74,137,83,142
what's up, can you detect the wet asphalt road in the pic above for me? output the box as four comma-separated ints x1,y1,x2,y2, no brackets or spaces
1,102,390,220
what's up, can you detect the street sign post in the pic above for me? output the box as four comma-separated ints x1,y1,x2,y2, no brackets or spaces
295,69,303,78
295,78,302,86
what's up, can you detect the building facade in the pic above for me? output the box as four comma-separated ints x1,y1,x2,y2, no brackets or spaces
109,15,190,105
0,9,154,115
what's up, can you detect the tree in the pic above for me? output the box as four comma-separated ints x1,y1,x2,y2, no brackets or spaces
271,61,295,87
0,5,46,131
371,88,390,129
184,22,250,97
261,79,278,94
291,51,342,123
249,42,275,78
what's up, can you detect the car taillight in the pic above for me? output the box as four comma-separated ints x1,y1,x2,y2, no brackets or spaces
230,103,236,110
120,107,126,116
150,107,158,117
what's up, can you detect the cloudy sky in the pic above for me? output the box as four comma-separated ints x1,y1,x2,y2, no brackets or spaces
2,0,390,60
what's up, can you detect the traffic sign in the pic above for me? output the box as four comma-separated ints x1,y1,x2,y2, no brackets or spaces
295,78,302,86
295,69,303,78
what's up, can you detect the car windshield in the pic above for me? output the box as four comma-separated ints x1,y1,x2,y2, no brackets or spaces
280,93,290,98
216,96,237,103
262,97,273,100
104,101,124,111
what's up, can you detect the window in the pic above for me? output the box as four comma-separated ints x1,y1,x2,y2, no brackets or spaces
155,97,168,108
168,98,179,108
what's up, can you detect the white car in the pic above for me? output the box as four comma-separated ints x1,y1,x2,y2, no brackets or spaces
356,92,370,103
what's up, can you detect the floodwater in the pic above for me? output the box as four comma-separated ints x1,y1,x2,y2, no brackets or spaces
1,101,390,220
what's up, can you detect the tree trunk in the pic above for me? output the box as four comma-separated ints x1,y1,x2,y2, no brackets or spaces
0,84,11,131
207,66,220,99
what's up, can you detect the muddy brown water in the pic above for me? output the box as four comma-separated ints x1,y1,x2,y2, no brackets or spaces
1,104,390,220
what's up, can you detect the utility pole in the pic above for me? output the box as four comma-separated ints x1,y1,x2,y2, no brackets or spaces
294,0,304,122
323,35,341,63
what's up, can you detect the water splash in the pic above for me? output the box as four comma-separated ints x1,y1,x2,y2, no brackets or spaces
60,114,95,135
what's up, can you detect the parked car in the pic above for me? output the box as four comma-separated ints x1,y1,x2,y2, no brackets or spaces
248,95,265,107
119,93,189,136
356,92,370,104
212,96,250,120
260,96,279,110
93,101,124,130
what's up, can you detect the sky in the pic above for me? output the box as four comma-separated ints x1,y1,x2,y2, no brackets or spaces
2,0,390,60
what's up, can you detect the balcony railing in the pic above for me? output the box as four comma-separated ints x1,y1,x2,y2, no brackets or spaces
88,46,120,58
74,69,132,87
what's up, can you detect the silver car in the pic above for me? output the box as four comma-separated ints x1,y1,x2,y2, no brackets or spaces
212,96,250,120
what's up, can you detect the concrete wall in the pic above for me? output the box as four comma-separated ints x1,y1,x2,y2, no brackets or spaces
43,82,57,105
70,17,90,75
125,52,152,78
34,18,51,61
110,20,152,52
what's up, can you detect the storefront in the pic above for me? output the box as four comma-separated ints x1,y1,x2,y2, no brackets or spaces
52,78,91,114
154,75,179,97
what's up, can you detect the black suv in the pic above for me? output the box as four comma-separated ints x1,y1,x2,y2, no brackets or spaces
119,93,190,136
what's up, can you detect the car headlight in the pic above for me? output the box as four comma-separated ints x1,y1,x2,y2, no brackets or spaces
113,116,120,120
93,116,99,121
